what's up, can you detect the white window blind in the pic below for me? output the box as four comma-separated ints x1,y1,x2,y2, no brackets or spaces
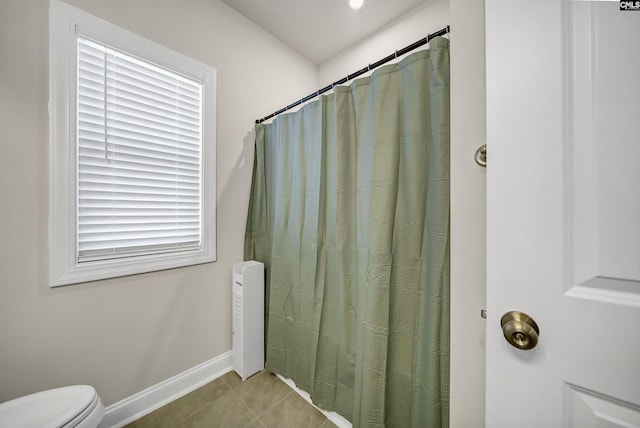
77,36,203,262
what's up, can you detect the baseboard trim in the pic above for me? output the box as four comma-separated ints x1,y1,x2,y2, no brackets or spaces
99,351,233,428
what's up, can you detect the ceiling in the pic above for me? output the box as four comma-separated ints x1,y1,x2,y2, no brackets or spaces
221,0,427,65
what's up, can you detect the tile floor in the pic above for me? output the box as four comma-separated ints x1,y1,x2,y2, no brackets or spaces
125,370,339,428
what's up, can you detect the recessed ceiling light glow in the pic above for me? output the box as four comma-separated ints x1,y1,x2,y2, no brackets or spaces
349,0,364,10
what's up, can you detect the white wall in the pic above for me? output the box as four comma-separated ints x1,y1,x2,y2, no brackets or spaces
318,0,487,426
449,0,486,426
318,0,449,85
0,0,317,406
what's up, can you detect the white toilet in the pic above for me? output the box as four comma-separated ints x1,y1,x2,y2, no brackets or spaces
0,385,104,428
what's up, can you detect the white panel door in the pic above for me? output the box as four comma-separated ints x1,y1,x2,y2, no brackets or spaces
485,1,640,427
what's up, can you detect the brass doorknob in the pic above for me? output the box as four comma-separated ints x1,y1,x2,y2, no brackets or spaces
500,311,539,350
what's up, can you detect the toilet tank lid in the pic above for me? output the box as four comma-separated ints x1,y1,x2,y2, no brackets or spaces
0,385,99,428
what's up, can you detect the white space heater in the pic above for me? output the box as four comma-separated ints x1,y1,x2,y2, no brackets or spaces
232,261,265,381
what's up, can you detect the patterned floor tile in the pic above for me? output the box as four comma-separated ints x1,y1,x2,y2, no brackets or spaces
168,376,231,420
259,389,327,428
182,390,255,428
233,370,293,417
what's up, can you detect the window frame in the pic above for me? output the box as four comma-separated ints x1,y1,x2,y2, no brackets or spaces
49,0,217,287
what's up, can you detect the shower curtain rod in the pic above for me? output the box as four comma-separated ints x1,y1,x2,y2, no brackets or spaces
255,25,450,124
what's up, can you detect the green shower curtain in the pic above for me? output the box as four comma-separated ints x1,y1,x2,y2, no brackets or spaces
245,37,450,428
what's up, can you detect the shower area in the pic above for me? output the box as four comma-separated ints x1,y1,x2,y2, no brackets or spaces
244,31,454,428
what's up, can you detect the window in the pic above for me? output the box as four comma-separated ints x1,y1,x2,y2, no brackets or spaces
49,0,216,287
